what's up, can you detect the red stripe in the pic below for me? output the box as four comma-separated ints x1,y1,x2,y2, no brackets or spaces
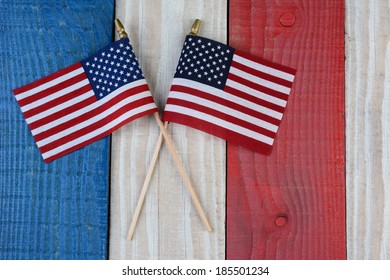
34,85,151,141
28,95,96,131
227,72,289,101
13,62,82,95
165,98,277,139
39,96,156,154
43,107,157,163
234,50,296,76
231,60,294,89
163,111,273,155
170,84,282,125
23,83,93,119
18,72,88,107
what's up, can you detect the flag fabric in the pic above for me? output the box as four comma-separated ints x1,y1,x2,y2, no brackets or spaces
13,38,158,162
162,35,296,154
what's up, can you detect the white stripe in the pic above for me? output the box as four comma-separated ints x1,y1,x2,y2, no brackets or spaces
230,66,291,95
172,78,283,120
29,78,148,130
165,104,274,145
36,90,153,147
26,90,94,125
41,103,156,160
233,54,295,82
20,79,90,112
15,67,84,101
169,91,278,132
225,79,287,107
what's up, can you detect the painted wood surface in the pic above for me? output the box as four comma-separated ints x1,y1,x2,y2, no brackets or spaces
109,0,227,259
226,0,346,259
346,0,390,259
0,0,113,259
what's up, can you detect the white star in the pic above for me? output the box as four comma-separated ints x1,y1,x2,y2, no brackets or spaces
207,42,211,46
94,57,98,61
119,57,124,61
115,83,118,87
123,78,128,83
102,52,105,56
107,54,111,58
86,62,90,66
110,47,114,52
133,75,137,79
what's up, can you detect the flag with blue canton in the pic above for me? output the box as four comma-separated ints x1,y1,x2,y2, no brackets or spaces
13,37,158,162
163,35,296,154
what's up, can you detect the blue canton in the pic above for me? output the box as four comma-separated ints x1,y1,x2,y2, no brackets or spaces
174,35,234,90
81,38,145,100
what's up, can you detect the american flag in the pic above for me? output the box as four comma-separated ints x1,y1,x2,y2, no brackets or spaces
163,35,296,154
13,38,157,162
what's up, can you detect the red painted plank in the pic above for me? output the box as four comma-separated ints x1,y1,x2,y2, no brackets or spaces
227,0,345,259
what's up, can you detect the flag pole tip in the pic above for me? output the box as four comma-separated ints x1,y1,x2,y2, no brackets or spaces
189,19,201,35
114,19,128,39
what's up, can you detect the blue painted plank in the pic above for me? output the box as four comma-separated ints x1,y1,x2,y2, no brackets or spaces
0,0,113,259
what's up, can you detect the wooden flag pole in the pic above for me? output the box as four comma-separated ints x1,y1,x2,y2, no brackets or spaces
114,19,212,240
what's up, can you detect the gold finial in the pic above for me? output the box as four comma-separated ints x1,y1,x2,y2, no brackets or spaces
115,19,128,39
189,19,201,35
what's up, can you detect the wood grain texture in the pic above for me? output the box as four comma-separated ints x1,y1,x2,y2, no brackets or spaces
346,0,390,259
0,0,113,259
109,0,227,259
227,0,346,259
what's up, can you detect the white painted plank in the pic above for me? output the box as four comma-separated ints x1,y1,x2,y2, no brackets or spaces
346,0,390,259
109,0,227,259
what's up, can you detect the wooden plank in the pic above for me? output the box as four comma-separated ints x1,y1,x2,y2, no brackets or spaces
346,0,390,259
227,0,346,259
109,0,227,259
0,0,113,259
